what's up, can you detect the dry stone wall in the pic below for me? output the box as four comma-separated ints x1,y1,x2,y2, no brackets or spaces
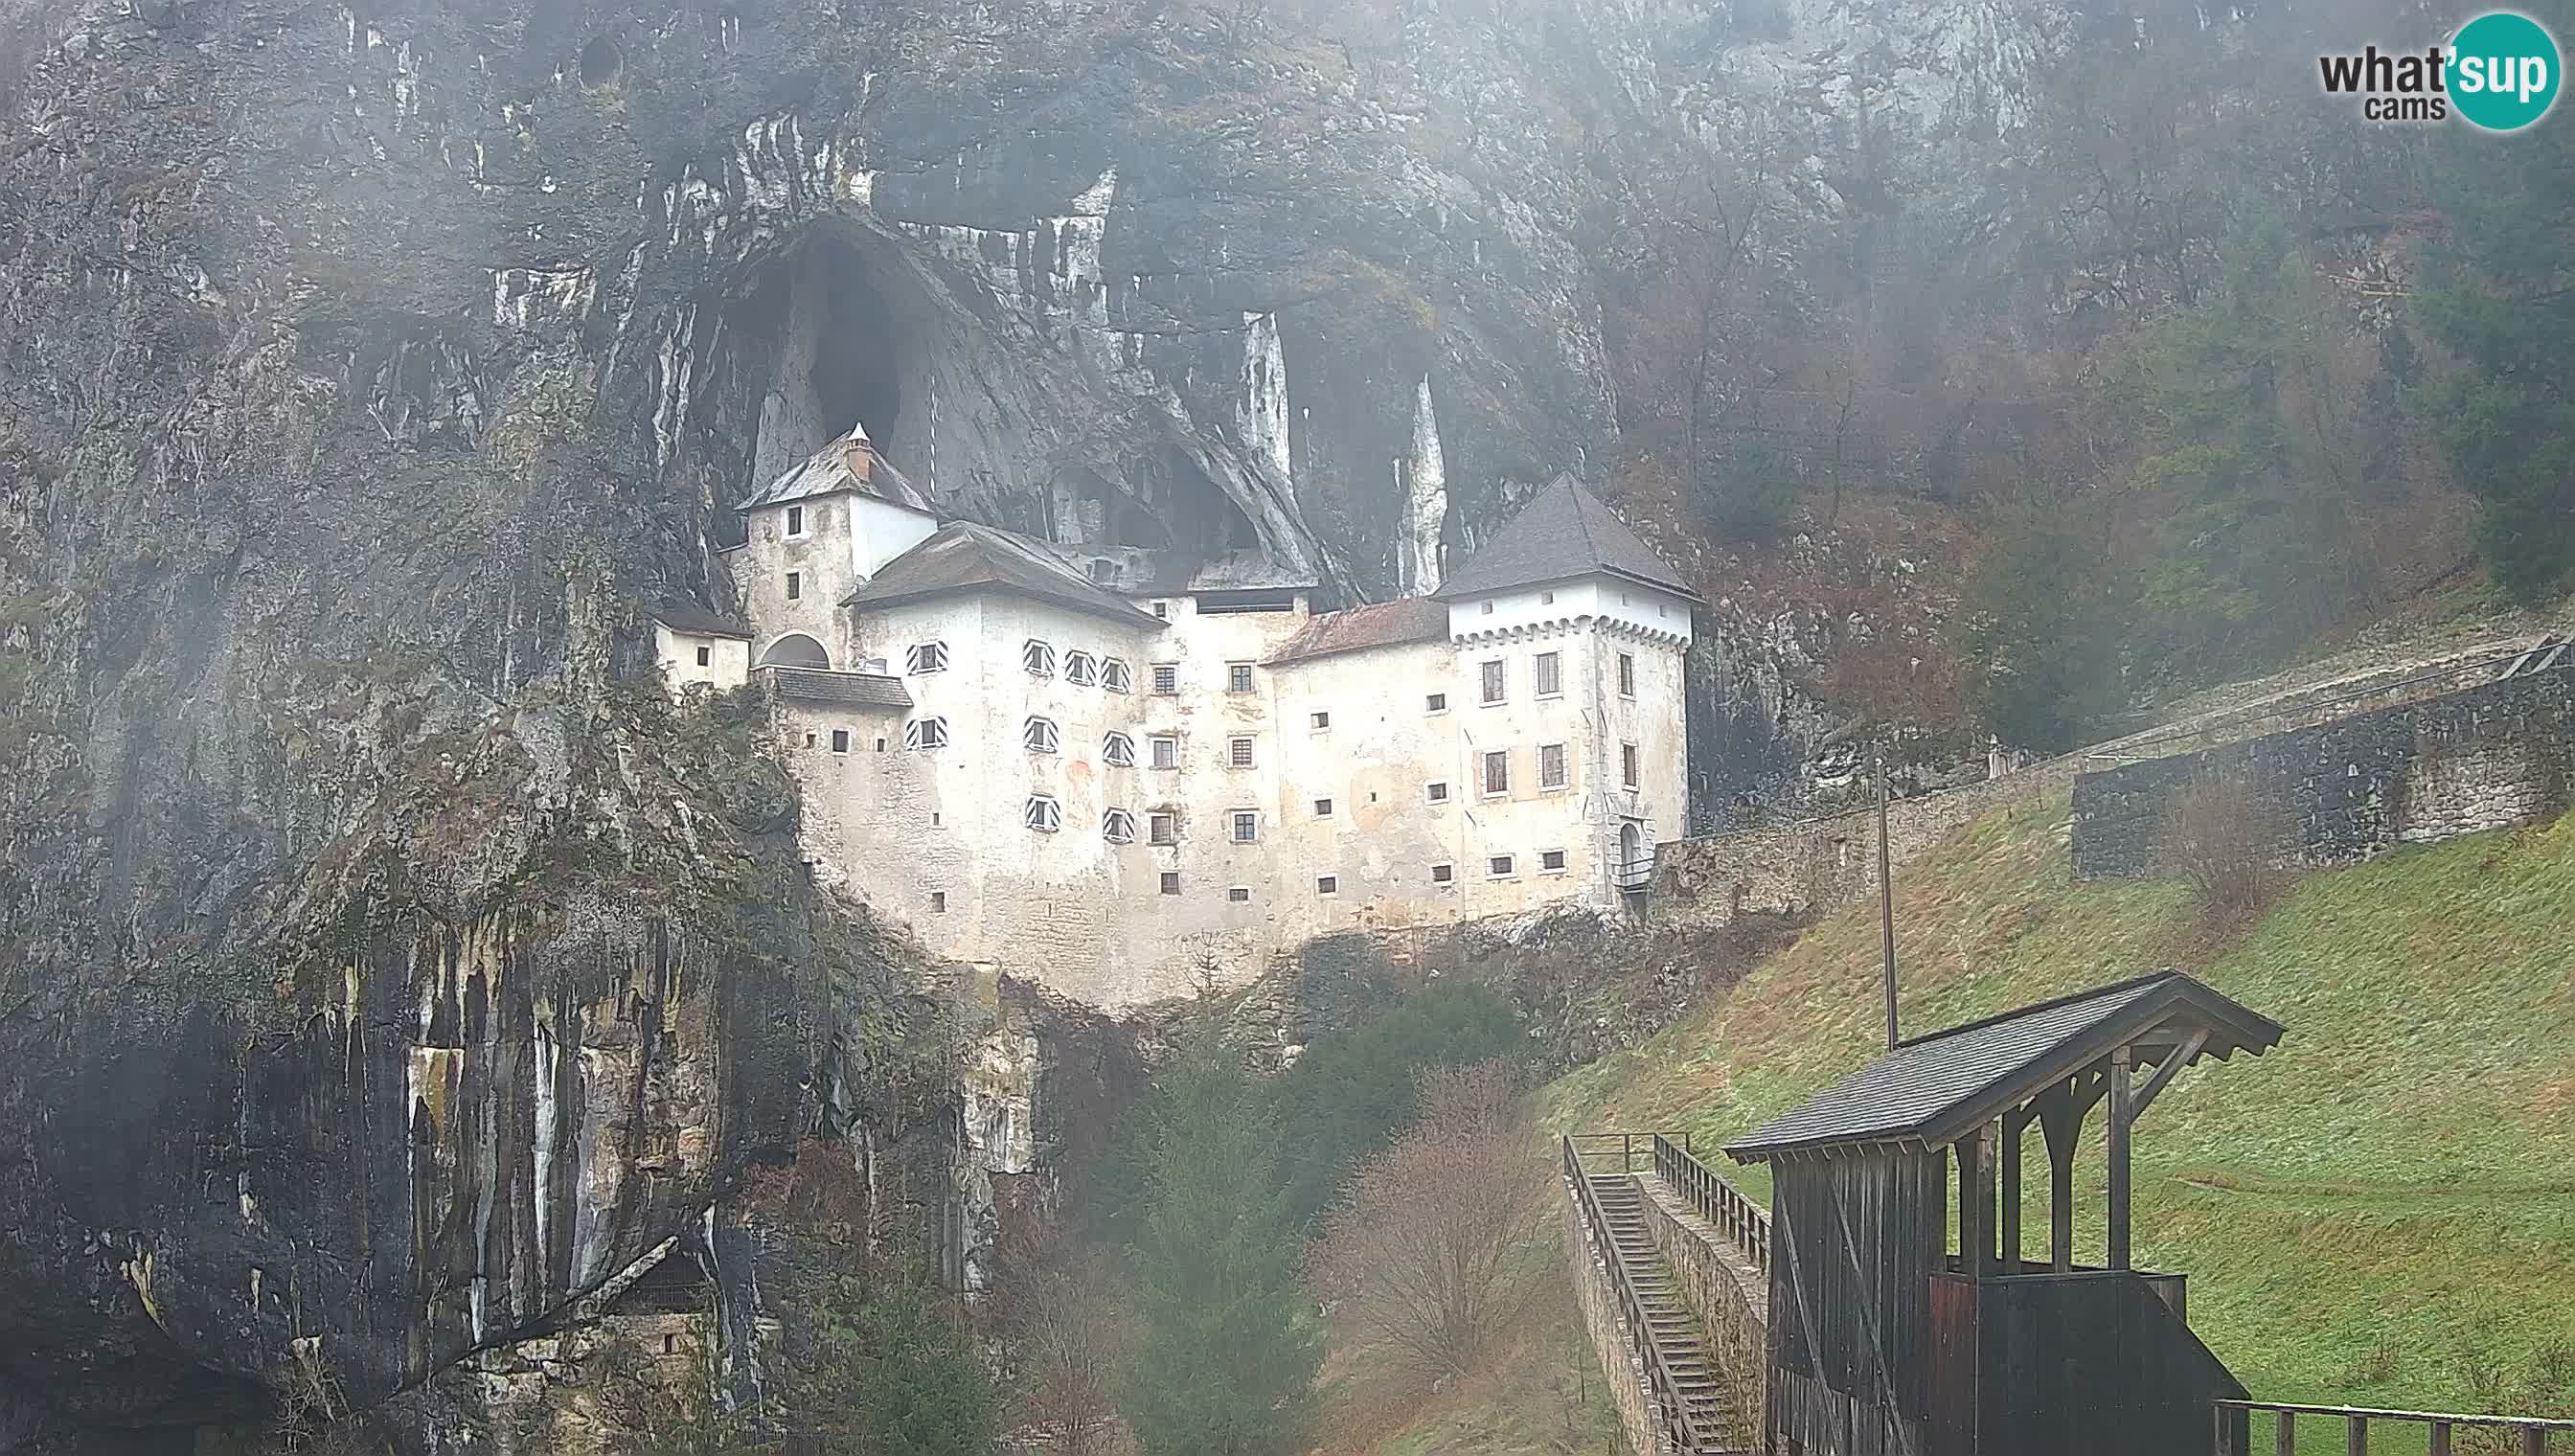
2071,661,2573,877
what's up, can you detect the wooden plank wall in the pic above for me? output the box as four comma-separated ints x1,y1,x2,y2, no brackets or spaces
1769,1150,1945,1455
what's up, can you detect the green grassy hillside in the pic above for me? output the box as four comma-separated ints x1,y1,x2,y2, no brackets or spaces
1538,793,2575,1441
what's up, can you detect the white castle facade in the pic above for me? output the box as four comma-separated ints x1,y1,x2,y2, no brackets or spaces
656,427,1698,1009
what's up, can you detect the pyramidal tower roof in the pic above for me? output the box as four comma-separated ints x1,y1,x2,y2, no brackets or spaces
736,422,930,514
1433,472,1700,603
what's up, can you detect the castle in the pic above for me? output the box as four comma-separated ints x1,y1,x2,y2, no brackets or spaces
655,425,1698,1008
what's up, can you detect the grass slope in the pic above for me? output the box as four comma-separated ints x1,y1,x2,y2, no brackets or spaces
1539,792,2575,1443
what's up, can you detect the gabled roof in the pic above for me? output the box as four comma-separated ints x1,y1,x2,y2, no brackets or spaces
737,424,930,514
1724,972,2285,1163
649,604,755,640
1265,598,1447,668
1066,548,1317,597
1434,473,1701,604
756,666,912,711
845,523,1166,628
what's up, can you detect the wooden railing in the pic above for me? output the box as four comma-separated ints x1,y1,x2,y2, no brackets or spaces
2218,1400,2575,1454
1566,1130,1660,1174
1561,1135,1713,1452
1652,1133,1770,1275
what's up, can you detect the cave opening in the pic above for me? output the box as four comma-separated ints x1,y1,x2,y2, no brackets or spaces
744,232,916,503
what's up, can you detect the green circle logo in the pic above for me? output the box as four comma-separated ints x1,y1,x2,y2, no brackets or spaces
2449,11,2562,131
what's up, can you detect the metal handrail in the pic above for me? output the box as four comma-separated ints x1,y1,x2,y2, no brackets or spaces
2217,1399,2574,1455
1652,1134,1771,1276
1561,1136,1711,1452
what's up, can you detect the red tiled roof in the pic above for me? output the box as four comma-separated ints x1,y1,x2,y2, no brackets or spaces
1265,597,1447,668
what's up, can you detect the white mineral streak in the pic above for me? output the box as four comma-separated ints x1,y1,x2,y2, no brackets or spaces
1239,312,1292,486
489,266,595,330
650,307,697,470
1400,375,1447,596
532,1018,557,1285
599,242,648,387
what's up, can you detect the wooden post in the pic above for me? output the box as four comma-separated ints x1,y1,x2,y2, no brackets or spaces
2279,1411,2297,1455
2108,1046,2134,1271
1956,1130,1986,1278
2346,1415,2367,1456
2038,1081,2081,1272
1999,1108,2027,1273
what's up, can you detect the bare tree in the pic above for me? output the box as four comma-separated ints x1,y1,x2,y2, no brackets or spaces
1307,1060,1550,1383
2160,772,2291,921
1010,1249,1134,1456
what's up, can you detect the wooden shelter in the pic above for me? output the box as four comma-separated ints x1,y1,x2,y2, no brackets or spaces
1724,971,2286,1456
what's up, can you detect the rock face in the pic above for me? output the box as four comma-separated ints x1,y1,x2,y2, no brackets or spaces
0,0,2095,1446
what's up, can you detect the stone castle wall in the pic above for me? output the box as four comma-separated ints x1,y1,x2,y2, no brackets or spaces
2071,660,2573,877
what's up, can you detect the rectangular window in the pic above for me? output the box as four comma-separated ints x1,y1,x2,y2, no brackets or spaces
1227,886,1251,902
1230,811,1258,843
1480,600,1495,615
1539,589,1555,605
1316,876,1338,896
1623,741,1640,789
1227,662,1255,694
1024,717,1060,754
1488,854,1515,878
1228,737,1254,768
1425,692,1447,714
1479,659,1505,704
1024,796,1061,832
1160,871,1181,895
1101,659,1132,694
1483,750,1510,796
786,504,805,536
785,571,803,601
1064,651,1097,687
1151,736,1179,770
875,738,886,752
903,717,948,750
830,729,851,754
1430,862,1454,883
1023,640,1056,677
1539,742,1567,789
1151,663,1179,694
1310,711,1331,730
1151,601,1171,619
1618,652,1636,698
1103,808,1136,845
1149,811,1178,846
1536,651,1562,697
1314,798,1333,817
1103,732,1136,767
1425,781,1449,804
906,642,948,674
1540,849,1568,874
695,644,712,667
930,891,947,914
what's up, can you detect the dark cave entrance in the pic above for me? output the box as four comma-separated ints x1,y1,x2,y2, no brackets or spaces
741,230,917,502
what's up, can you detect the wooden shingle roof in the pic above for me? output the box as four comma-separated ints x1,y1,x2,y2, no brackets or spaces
1724,972,2284,1163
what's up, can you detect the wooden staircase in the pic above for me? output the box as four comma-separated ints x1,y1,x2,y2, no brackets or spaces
1584,1172,1740,1446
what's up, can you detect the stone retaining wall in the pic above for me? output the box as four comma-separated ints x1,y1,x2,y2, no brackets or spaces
1637,1178,1768,1451
1561,1175,1675,1456
2072,660,2574,877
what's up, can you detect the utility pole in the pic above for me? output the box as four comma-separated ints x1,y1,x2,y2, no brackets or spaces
1875,733,1899,1050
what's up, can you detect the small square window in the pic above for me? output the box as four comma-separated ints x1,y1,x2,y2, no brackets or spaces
1539,589,1554,604
785,571,803,601
803,732,816,748
695,645,711,667
830,729,850,754
1540,849,1568,873
1430,862,1454,883
1480,600,1495,615
1425,781,1449,803
1160,871,1181,895
1479,660,1505,704
1227,662,1255,694
1623,741,1640,789
1150,811,1178,846
1316,876,1338,896
1425,693,1447,714
1025,796,1061,832
907,642,948,674
1151,663,1179,694
1310,710,1330,730
1151,601,1171,619
1227,886,1252,902
1488,854,1515,878
1314,798,1333,817
786,504,805,536
1230,811,1258,843
1228,737,1254,768
930,891,947,913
